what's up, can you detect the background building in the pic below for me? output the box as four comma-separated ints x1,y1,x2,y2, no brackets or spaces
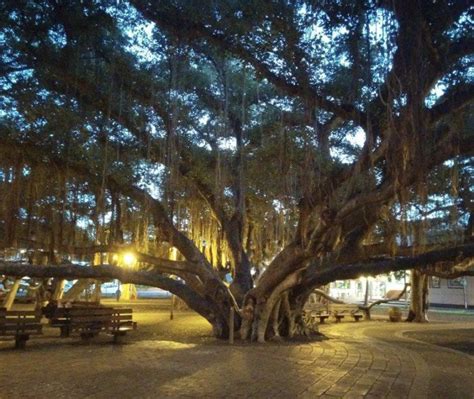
328,273,473,309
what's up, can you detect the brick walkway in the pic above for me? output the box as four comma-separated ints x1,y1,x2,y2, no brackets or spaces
1,302,473,398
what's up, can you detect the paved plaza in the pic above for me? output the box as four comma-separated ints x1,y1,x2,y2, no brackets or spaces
1,300,473,398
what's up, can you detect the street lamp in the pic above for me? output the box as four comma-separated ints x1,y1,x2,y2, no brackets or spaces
122,252,136,267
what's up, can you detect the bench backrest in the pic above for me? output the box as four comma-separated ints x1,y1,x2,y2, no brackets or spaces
0,308,42,335
111,309,134,330
303,302,328,312
328,303,362,313
65,307,113,323
51,307,133,331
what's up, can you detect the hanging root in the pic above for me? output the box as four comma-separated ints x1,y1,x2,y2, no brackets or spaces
239,295,256,340
270,298,282,340
281,292,296,338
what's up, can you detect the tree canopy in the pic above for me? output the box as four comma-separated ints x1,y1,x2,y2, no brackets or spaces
0,0,473,340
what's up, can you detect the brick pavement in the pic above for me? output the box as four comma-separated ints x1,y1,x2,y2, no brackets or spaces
0,303,472,398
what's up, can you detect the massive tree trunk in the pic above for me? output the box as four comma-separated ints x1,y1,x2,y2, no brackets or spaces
406,270,429,322
242,242,474,341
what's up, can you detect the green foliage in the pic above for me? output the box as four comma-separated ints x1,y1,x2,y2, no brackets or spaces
0,0,472,265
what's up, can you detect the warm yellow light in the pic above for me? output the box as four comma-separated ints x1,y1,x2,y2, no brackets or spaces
123,252,136,267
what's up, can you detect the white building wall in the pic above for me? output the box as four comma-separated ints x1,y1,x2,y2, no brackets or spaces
326,275,473,307
329,277,406,303
429,276,473,307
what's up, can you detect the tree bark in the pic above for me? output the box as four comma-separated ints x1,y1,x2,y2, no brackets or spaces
406,270,429,322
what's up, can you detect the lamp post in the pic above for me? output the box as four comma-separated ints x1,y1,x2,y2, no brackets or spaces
169,247,177,320
363,277,372,306
463,277,468,310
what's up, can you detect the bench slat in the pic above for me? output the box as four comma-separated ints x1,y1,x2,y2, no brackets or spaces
69,315,117,322
0,330,42,335
53,308,113,316
111,315,133,321
1,323,42,329
1,311,40,317
1,318,41,324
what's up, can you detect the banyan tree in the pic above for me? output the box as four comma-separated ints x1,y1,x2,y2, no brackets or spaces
0,0,473,341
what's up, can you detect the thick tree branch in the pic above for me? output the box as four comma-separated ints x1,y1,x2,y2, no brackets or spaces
0,136,217,280
429,83,474,123
130,1,367,128
447,36,474,64
303,243,474,289
358,284,408,313
0,262,217,320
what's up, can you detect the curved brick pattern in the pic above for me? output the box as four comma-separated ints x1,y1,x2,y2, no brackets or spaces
0,304,472,398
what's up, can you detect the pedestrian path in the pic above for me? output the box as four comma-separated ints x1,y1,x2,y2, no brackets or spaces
0,309,472,398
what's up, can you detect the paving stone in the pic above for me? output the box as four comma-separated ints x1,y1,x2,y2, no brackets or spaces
2,300,473,398
325,386,352,397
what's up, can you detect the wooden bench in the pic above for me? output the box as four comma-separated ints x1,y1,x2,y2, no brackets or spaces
303,302,330,327
303,310,330,326
0,308,42,349
328,303,364,322
49,307,136,343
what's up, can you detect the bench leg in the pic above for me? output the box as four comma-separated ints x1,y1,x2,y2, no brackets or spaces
113,332,127,344
60,326,70,338
15,335,29,349
80,332,95,341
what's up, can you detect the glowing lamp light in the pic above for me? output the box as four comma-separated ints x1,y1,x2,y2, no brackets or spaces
122,252,137,267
